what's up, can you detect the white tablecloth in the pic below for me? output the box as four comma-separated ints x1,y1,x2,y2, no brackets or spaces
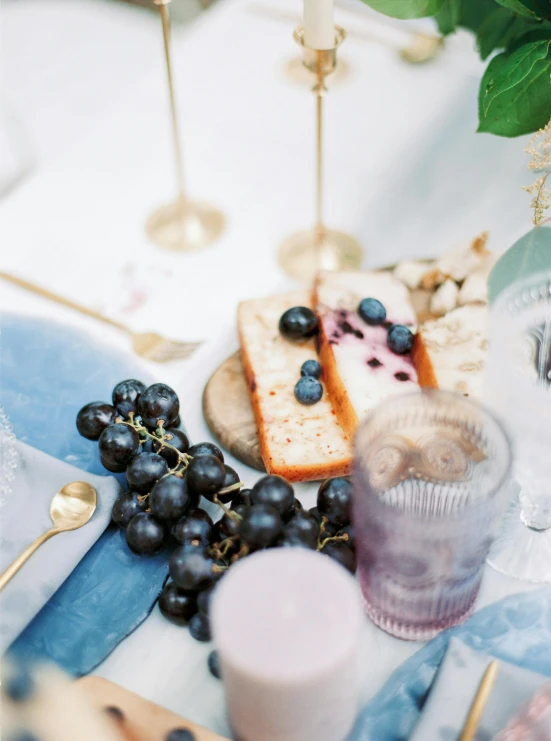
0,0,537,734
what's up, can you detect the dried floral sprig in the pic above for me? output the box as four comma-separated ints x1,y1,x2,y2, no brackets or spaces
523,119,551,226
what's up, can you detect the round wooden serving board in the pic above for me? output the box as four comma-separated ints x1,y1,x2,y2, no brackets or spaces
202,351,265,472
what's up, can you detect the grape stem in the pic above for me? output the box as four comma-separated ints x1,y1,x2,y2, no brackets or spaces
317,516,349,550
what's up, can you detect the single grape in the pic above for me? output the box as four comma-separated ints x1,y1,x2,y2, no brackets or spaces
166,728,196,741
197,585,214,616
100,456,127,474
112,379,146,417
308,506,321,523
152,429,190,468
189,612,211,642
219,504,248,539
186,455,225,500
169,547,218,591
239,504,282,550
138,383,180,428
317,477,353,526
216,465,241,504
207,650,221,679
283,497,303,523
172,509,213,547
281,510,319,549
126,452,168,494
187,441,224,462
112,491,146,528
167,414,181,430
158,583,198,626
250,475,294,517
321,541,356,574
126,513,166,555
149,475,194,521
99,423,140,467
76,402,116,441
232,488,251,508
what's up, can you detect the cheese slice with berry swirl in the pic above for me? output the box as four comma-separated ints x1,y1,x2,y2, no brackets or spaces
314,270,419,439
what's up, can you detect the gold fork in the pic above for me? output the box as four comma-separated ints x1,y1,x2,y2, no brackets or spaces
0,271,200,363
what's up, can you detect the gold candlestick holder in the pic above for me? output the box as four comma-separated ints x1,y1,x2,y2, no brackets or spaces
146,0,224,252
278,26,363,283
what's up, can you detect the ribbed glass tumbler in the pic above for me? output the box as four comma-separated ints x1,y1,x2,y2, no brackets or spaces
353,390,511,640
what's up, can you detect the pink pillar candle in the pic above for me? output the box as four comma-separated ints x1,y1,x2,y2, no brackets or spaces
211,548,362,741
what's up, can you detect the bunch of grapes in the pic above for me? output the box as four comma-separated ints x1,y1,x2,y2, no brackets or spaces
76,380,356,658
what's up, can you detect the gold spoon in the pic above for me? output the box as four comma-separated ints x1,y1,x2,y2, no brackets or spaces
0,482,97,591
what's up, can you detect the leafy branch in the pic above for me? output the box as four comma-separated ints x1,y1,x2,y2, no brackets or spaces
360,0,551,137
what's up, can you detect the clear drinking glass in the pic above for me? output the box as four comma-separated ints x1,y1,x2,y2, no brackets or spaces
353,390,511,640
485,271,551,583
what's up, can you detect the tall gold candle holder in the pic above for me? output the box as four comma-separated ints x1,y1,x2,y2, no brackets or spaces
146,0,224,252
278,26,363,283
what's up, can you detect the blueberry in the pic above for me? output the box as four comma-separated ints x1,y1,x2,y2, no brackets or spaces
358,298,386,326
189,612,211,642
2,662,35,702
300,359,322,379
279,307,319,341
166,729,196,741
208,650,222,679
387,324,415,355
294,376,323,405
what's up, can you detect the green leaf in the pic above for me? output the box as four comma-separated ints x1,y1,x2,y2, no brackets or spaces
495,0,551,20
478,44,551,136
475,9,521,59
435,0,461,34
488,227,551,303
482,38,550,113
359,0,443,20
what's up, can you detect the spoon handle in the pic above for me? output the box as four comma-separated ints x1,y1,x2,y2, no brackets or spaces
0,528,61,591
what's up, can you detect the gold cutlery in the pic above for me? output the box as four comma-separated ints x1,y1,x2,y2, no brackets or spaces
0,482,98,591
458,660,500,741
0,271,200,363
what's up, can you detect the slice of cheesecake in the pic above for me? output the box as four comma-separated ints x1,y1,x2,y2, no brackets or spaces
238,291,352,482
314,271,419,438
412,304,488,399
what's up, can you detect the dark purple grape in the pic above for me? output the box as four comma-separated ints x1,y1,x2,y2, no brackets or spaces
169,547,218,591
250,475,294,517
126,452,168,494
197,586,214,616
219,504,248,538
187,442,224,462
189,612,211,642
76,402,116,441
216,465,241,504
317,477,353,526
152,429,190,468
138,383,180,428
308,506,321,523
239,504,282,550
172,509,213,547
283,497,303,523
232,488,251,508
112,491,146,528
186,455,225,500
321,541,356,573
167,414,182,430
112,379,146,418
99,423,140,467
149,475,194,521
126,513,166,555
166,730,196,741
159,583,198,626
100,456,127,474
207,650,221,679
281,510,319,549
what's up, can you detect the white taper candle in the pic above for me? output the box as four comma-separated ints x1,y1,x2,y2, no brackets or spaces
303,0,335,50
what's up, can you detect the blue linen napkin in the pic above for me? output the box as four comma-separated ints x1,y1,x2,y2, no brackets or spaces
0,314,170,676
0,440,121,652
349,587,551,741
